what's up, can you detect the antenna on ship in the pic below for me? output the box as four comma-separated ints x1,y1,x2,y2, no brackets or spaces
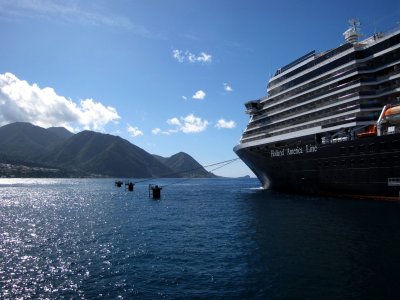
343,19,361,44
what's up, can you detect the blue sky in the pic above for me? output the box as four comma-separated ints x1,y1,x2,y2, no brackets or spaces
0,0,399,177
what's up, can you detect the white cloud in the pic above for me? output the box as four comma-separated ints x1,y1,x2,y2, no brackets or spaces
216,119,236,129
127,125,143,137
192,90,206,100
167,114,208,133
0,72,120,131
167,117,181,126
152,128,161,135
172,49,184,63
181,114,208,133
223,83,233,92
152,127,170,135
172,49,212,64
197,52,212,63
182,96,187,100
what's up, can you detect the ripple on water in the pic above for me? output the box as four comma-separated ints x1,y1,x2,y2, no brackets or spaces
1,178,400,299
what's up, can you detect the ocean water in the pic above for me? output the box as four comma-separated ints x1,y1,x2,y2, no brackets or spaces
1,178,400,299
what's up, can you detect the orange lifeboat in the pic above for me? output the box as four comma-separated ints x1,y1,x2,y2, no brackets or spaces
357,124,377,138
384,105,400,124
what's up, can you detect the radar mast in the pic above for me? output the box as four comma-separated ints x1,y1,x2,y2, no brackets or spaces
343,19,361,44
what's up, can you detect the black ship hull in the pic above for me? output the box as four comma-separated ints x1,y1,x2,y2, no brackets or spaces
235,134,400,198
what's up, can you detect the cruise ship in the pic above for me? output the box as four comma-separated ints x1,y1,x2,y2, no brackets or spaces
234,21,400,198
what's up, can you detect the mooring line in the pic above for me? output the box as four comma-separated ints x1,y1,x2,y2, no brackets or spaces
160,158,239,188
132,157,240,185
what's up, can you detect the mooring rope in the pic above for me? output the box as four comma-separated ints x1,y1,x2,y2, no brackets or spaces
160,158,239,188
131,157,240,185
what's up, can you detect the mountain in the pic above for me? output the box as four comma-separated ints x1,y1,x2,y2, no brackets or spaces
153,152,217,178
41,130,174,177
46,126,74,140
0,122,65,159
0,122,217,178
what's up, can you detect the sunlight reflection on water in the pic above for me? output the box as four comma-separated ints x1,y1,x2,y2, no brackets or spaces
1,178,400,299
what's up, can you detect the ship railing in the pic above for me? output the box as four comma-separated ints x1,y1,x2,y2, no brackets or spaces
331,136,350,143
357,24,400,48
262,78,361,116
252,92,357,124
388,178,400,186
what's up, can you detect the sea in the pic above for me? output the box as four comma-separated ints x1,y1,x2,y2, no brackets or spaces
1,177,400,299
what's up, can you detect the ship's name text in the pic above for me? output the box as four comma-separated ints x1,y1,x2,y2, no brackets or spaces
270,144,317,157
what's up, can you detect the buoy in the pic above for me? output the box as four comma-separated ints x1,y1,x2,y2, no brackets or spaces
115,180,123,187
149,184,162,199
127,182,135,191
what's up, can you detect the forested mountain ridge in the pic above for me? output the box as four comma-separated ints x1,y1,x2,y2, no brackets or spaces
0,122,216,178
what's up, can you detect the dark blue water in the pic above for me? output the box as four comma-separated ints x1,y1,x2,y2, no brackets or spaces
1,178,400,299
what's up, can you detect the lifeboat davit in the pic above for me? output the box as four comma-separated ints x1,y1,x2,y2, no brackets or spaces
357,124,377,138
384,105,400,124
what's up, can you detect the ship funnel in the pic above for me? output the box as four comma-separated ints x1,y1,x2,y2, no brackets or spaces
343,19,361,44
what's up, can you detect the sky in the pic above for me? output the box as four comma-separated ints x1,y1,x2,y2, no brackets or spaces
0,0,399,177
